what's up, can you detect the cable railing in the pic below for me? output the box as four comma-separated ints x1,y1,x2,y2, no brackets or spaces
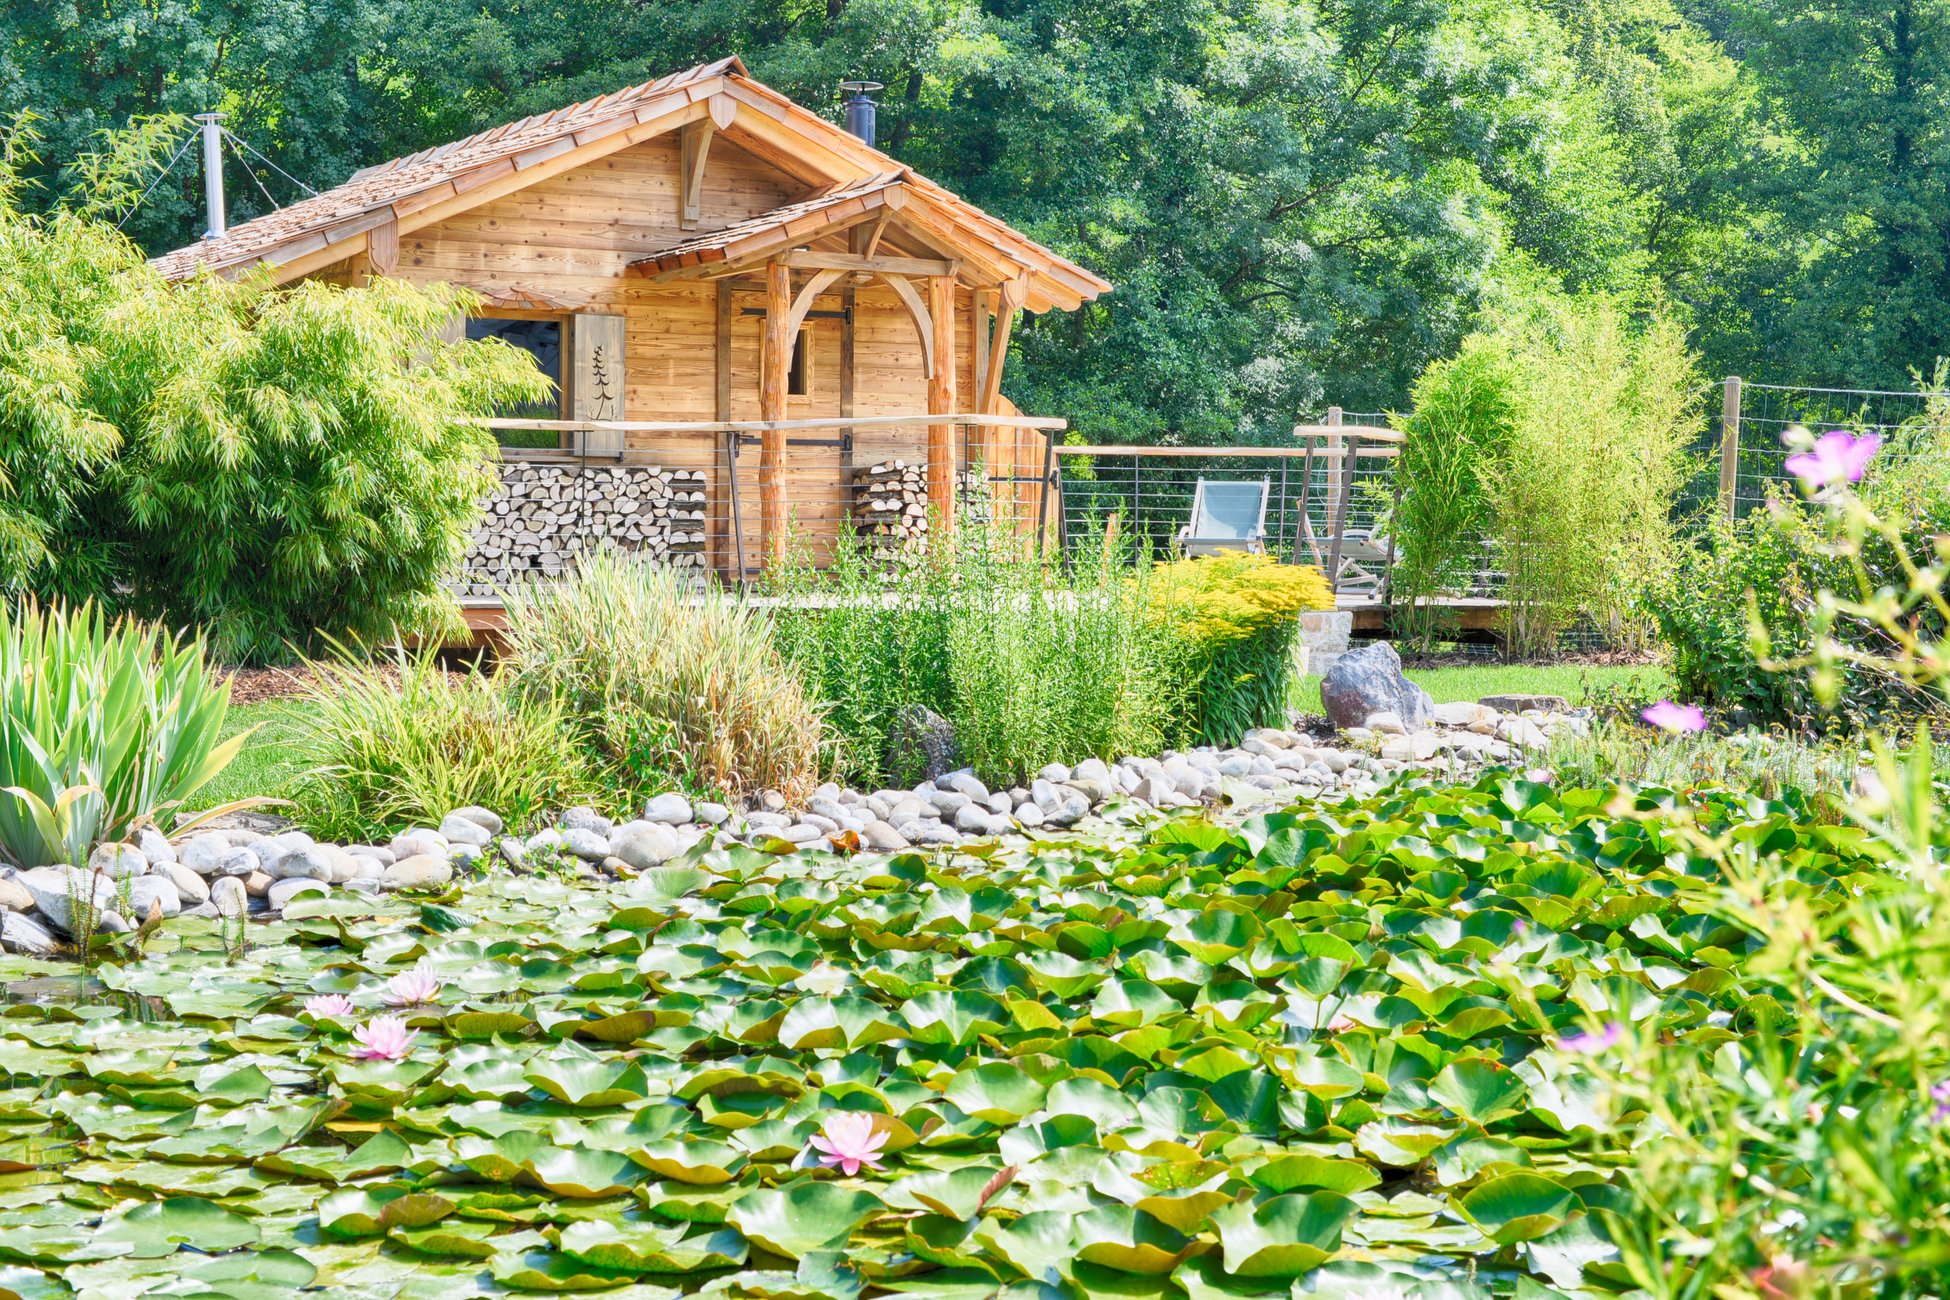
457,412,1063,596
447,377,1950,643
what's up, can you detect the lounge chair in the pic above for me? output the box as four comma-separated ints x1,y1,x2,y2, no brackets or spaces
1178,478,1269,556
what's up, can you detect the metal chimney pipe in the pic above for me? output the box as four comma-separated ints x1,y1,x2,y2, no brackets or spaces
839,81,884,148
194,112,226,239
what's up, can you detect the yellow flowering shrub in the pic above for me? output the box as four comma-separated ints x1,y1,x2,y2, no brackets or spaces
1146,551,1334,647
1143,552,1334,744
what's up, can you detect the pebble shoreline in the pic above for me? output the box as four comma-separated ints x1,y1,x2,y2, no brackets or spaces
0,698,1589,957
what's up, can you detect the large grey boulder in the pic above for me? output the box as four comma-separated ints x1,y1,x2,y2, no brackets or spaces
1319,642,1434,732
887,705,960,783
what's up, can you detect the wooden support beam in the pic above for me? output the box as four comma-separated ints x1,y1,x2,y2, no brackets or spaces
780,249,959,278
783,268,847,338
978,278,1030,415
368,214,399,276
715,281,739,579
858,208,893,257
761,261,792,562
1718,375,1743,520
878,273,935,378
679,120,716,230
972,288,995,412
928,275,958,542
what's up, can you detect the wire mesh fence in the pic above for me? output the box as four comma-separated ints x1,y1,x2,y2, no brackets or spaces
1050,422,1404,596
1725,382,1948,516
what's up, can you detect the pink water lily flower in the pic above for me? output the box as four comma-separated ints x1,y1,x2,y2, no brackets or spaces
1642,701,1708,733
1785,429,1880,490
349,1015,418,1061
808,1111,889,1175
382,966,443,1007
1557,1022,1624,1053
303,994,357,1019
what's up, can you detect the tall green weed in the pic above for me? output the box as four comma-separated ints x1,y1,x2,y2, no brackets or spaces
290,646,595,842
768,515,1187,787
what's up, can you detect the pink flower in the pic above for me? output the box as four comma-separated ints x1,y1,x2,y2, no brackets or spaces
1784,429,1879,490
808,1112,889,1176
349,1015,417,1061
1931,1080,1950,1121
1557,1022,1624,1053
382,966,443,1007
1642,701,1707,733
304,994,357,1019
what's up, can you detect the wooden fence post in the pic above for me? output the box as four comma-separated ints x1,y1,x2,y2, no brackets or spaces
1322,407,1348,590
1718,376,1742,520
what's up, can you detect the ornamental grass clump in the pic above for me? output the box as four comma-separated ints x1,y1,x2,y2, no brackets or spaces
500,549,823,802
0,599,243,867
1146,551,1333,744
290,644,597,842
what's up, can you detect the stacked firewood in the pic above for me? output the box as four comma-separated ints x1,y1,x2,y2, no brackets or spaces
452,463,709,596
849,460,930,558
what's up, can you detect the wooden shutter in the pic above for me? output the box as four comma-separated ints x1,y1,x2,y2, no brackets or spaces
570,314,627,456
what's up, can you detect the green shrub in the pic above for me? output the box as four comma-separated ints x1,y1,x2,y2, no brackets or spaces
0,134,548,663
289,646,596,842
1387,296,1701,655
1386,337,1521,650
1645,489,1950,731
500,550,823,803
769,517,1186,787
1146,552,1334,744
0,599,242,867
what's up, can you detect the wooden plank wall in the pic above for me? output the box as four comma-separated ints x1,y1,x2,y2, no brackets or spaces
368,133,1000,571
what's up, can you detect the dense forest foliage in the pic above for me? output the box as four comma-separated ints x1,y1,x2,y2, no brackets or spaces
4,0,1945,439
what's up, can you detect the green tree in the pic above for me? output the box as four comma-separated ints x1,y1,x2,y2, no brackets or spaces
1720,0,1950,385
0,120,548,663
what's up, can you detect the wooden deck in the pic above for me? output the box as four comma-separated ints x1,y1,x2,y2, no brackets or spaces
455,591,1510,647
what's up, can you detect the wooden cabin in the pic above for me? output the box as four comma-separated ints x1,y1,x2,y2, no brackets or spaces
153,56,1110,605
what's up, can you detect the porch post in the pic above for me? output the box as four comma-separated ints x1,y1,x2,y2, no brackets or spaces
761,260,792,563
927,275,957,543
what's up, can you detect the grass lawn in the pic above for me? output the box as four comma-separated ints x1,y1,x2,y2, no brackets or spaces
195,697,323,811
1289,660,1670,715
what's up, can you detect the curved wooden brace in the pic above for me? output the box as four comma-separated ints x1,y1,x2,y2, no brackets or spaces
783,268,846,339
876,273,935,379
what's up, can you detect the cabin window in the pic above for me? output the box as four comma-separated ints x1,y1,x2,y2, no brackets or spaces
467,315,566,448
788,331,811,396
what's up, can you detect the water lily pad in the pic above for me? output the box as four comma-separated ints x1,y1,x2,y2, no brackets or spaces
727,1182,885,1258
1457,1173,1578,1244
92,1197,259,1257
557,1217,748,1271
1211,1191,1354,1277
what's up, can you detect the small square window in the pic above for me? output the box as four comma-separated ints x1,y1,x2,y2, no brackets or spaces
467,315,565,447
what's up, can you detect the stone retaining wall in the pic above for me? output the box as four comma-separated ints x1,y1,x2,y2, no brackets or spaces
452,462,707,597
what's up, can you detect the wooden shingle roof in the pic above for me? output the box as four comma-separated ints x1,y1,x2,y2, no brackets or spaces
150,57,1108,312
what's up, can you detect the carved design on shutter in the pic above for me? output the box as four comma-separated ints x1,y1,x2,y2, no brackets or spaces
570,313,626,456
